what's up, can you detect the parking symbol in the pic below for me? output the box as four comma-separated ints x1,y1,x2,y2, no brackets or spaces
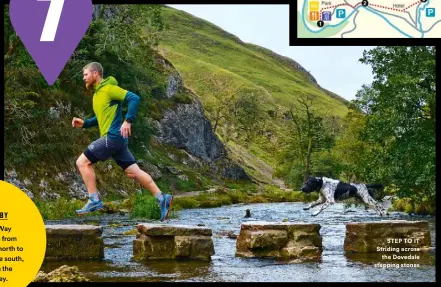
336,9,346,18
426,8,435,17
322,11,332,21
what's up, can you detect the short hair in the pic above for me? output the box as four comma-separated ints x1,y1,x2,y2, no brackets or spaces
83,62,103,77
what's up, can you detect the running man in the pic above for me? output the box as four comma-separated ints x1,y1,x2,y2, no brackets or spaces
72,62,173,221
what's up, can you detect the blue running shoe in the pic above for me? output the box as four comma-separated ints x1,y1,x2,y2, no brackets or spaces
159,194,174,222
76,198,104,215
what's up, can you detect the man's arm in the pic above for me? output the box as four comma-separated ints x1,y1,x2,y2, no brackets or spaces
123,91,140,123
82,116,98,128
108,86,140,123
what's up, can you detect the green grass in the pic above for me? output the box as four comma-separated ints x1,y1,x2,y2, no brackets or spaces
160,7,348,117
34,198,87,220
128,191,179,220
172,185,319,210
158,7,349,176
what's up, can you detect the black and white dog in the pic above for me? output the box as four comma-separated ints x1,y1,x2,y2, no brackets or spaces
300,177,388,216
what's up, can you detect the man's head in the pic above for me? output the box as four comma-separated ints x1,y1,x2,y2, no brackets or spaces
300,177,323,193
83,62,103,89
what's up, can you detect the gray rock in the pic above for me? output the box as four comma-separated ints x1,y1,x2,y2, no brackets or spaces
153,60,250,181
48,107,60,119
39,179,49,189
68,177,88,200
165,72,182,99
166,166,181,175
23,178,32,186
40,191,60,200
137,160,162,180
4,171,36,200
178,174,189,181
167,153,177,161
6,169,17,178
182,151,203,168
24,188,34,199
156,100,226,162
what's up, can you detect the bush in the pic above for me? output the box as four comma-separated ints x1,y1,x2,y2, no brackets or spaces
391,197,435,215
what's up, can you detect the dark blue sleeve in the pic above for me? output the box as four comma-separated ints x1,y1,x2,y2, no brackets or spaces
83,116,98,128
124,91,140,123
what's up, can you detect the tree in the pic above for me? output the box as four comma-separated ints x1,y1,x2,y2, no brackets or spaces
354,46,435,204
202,73,243,134
329,108,376,183
278,94,335,187
232,89,268,145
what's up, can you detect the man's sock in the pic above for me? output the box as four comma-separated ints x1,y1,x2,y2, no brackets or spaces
155,191,164,203
89,192,100,202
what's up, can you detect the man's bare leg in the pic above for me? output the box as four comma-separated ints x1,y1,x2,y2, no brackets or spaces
76,153,98,196
125,163,173,221
75,153,104,214
124,163,160,196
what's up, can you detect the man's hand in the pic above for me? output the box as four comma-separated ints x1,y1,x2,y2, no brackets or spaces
120,120,131,138
72,117,84,128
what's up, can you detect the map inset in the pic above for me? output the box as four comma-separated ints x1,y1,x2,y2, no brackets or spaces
298,0,440,38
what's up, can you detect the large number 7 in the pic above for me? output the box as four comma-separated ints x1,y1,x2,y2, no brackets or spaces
38,0,65,42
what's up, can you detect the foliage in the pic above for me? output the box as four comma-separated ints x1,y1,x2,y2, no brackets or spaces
4,5,166,196
158,6,348,172
353,46,435,204
276,94,338,188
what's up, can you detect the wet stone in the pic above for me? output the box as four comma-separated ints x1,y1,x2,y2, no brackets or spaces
133,223,215,261
344,220,432,253
45,225,104,260
235,221,322,261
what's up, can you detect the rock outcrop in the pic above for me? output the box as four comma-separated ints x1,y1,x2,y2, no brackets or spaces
133,223,215,261
153,58,250,180
45,225,104,260
344,220,432,253
235,221,322,261
33,265,90,282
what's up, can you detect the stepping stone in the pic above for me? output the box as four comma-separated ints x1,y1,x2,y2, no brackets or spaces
45,224,104,260
344,220,432,253
235,221,322,261
133,223,215,261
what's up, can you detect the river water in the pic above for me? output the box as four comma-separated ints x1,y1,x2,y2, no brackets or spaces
41,202,436,282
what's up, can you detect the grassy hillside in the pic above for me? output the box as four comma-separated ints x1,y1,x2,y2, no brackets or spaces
158,6,349,179
159,7,348,116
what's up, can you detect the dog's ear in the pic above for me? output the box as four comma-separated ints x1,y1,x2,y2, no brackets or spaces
317,178,323,189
